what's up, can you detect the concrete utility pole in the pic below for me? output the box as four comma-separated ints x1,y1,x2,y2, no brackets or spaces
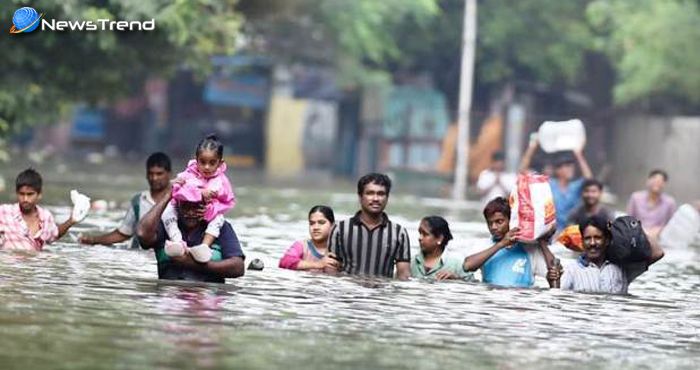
452,0,477,201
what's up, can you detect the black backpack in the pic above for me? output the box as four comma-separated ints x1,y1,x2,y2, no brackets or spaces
606,216,651,264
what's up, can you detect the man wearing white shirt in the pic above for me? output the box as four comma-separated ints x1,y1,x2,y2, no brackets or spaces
80,152,172,248
476,152,516,205
548,215,665,294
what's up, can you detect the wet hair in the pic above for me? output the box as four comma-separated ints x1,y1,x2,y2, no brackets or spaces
578,214,612,240
582,178,604,191
421,216,453,250
491,151,505,161
357,173,392,195
309,205,335,224
146,152,171,172
16,168,42,193
648,169,668,181
196,134,224,160
483,196,511,220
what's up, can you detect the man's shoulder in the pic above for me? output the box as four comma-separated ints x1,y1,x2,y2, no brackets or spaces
136,190,156,205
339,215,367,228
35,205,55,219
215,221,240,245
564,257,585,271
661,193,676,204
220,219,234,230
570,177,586,188
570,204,586,215
384,216,408,232
384,215,404,226
603,261,626,278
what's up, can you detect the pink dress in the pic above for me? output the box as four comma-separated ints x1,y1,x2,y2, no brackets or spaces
278,240,326,272
171,159,236,222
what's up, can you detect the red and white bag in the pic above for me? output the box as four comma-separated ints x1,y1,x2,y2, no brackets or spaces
509,173,557,242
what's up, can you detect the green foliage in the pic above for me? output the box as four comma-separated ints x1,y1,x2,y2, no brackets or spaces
1,0,698,140
587,0,700,105
367,0,700,109
478,0,593,85
240,0,439,88
0,0,242,137
316,0,438,65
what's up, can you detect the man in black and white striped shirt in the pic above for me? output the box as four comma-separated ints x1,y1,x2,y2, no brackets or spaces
328,173,411,280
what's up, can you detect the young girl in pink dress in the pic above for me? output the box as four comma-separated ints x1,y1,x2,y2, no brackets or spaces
164,134,236,261
279,205,337,272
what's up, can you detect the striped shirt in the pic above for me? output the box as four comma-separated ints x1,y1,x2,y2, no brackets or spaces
0,203,58,251
329,211,410,278
561,255,629,294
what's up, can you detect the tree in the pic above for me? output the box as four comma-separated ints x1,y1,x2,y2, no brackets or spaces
238,0,439,87
0,0,242,137
337,0,597,114
587,0,700,106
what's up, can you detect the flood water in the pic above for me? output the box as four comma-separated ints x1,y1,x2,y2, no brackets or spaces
0,169,699,370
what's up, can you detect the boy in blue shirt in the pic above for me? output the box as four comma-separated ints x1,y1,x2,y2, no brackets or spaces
463,197,556,288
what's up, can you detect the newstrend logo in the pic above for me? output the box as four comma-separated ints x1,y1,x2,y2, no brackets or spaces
10,6,155,34
10,7,42,33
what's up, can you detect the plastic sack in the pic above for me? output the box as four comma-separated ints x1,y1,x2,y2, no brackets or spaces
509,173,557,242
607,216,651,265
70,190,91,222
538,119,586,153
658,204,700,249
558,224,584,252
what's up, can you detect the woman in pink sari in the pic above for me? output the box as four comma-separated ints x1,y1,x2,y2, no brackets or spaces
279,205,338,273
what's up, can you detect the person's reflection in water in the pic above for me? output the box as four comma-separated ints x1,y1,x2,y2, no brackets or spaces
156,285,228,368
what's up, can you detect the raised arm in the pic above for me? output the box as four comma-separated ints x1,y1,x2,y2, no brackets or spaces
136,188,172,248
538,225,557,268
519,137,538,173
573,149,593,179
463,228,518,272
463,242,506,272
647,233,665,266
536,226,560,288
626,194,637,218
476,171,499,197
57,218,78,239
